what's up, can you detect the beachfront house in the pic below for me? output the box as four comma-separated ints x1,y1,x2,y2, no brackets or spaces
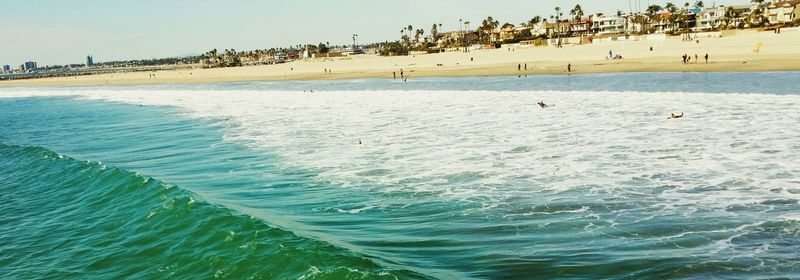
568,17,593,36
723,4,755,29
767,0,800,25
529,22,548,37
499,24,517,41
625,13,651,34
696,7,726,30
436,31,463,49
593,14,625,35
651,11,675,33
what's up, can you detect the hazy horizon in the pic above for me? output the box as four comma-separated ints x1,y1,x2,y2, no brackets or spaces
1,0,742,66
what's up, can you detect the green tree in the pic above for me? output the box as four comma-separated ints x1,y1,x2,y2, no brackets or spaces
479,16,500,43
431,24,439,43
694,1,704,8
647,5,663,16
570,4,584,21
528,16,543,26
665,2,678,13
554,6,564,38
318,42,329,53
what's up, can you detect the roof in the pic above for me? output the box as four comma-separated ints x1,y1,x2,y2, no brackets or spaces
769,0,800,8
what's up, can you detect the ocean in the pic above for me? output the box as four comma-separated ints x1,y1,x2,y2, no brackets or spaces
1,72,799,279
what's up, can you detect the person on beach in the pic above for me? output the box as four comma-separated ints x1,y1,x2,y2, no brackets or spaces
400,69,404,79
682,54,686,64
524,63,527,71
695,54,698,63
393,72,396,79
518,64,521,71
567,63,572,73
668,113,684,119
537,101,549,108
704,53,709,64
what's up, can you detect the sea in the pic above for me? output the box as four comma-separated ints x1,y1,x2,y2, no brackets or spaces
1,72,799,279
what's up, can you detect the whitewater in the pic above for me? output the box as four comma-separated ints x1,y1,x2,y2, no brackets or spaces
1,74,799,279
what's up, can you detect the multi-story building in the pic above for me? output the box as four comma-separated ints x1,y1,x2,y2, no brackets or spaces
696,7,727,30
651,11,675,33
569,17,593,36
725,4,755,28
1,65,10,74
593,14,625,35
86,55,94,66
22,61,37,72
768,0,800,24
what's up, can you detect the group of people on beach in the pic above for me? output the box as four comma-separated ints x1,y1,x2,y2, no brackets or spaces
513,63,572,73
393,69,408,82
682,53,709,64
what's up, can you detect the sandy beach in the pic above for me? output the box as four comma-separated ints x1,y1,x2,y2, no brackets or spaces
3,28,800,87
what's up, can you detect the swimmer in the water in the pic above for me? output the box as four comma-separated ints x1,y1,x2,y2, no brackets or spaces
668,112,684,119
537,101,548,108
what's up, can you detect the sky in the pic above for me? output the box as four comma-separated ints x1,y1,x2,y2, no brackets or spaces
0,0,742,66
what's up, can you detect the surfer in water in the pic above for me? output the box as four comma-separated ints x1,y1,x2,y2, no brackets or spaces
668,112,684,119
537,101,549,108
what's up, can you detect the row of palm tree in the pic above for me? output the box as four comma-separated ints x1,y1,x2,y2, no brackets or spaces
390,0,773,55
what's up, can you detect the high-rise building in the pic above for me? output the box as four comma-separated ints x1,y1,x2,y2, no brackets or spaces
22,61,37,71
86,55,94,66
1,65,10,74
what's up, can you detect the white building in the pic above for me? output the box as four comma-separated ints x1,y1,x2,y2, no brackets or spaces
696,7,726,30
593,14,625,35
768,0,800,24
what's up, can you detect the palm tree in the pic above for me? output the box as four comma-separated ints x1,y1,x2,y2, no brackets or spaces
647,5,663,16
431,24,439,44
665,2,678,13
553,6,564,39
570,4,584,21
723,6,736,29
694,1,704,8
528,16,543,27
748,0,767,27
479,16,500,43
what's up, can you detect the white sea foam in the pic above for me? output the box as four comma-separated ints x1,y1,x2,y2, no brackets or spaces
2,88,799,212
3,87,799,266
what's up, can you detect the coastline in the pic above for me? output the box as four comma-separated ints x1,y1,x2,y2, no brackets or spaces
3,29,800,87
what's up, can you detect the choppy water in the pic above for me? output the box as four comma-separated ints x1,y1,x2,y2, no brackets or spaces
2,72,799,279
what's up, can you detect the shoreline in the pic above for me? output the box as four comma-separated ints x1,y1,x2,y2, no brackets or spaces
2,59,799,87
3,29,800,87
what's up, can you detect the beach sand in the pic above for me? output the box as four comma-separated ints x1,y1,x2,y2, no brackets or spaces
3,28,800,87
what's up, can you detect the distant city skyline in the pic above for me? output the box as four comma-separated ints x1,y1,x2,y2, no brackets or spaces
1,0,743,66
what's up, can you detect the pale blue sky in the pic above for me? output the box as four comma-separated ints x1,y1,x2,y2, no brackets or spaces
0,0,740,66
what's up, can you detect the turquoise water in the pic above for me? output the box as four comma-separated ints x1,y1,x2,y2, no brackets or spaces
1,73,799,279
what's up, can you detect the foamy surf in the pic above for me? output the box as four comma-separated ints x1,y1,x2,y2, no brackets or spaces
2,74,799,279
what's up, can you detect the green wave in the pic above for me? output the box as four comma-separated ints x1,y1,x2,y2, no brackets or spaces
0,144,423,279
